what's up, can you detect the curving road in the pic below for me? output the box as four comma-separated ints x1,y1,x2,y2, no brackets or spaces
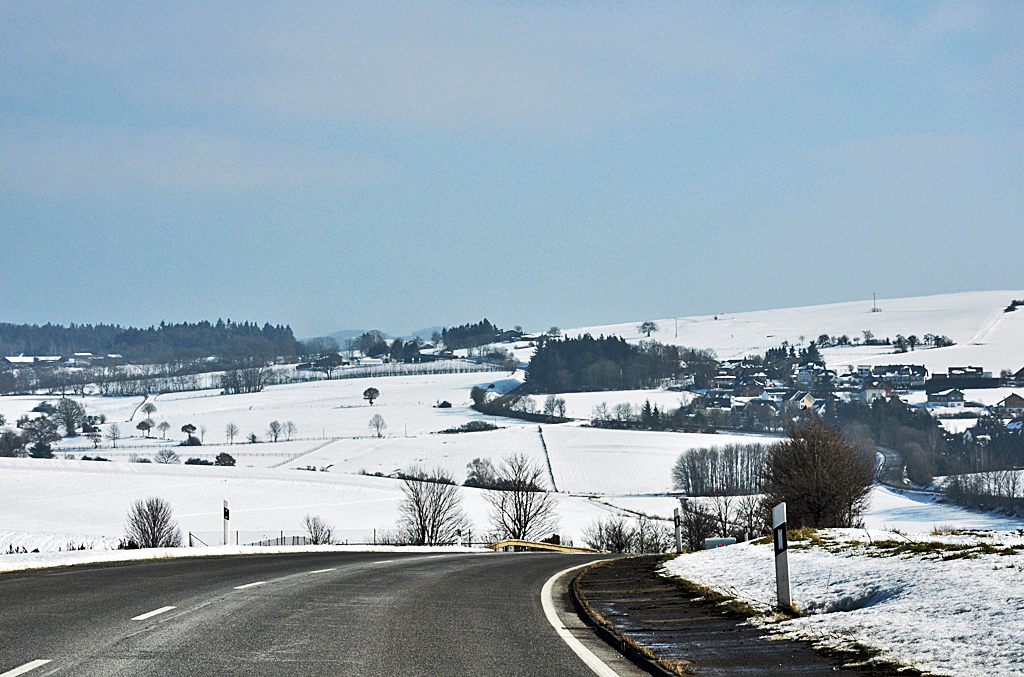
0,552,644,677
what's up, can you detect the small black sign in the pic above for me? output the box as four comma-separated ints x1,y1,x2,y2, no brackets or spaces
224,507,230,520
773,522,787,556
673,514,681,529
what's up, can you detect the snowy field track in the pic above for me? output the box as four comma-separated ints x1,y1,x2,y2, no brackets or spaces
0,551,619,677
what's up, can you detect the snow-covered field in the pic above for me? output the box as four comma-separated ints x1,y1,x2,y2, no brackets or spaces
663,528,1024,677
0,455,633,557
542,426,762,495
0,371,521,454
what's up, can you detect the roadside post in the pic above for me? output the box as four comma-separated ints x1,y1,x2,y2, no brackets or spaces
772,502,792,610
223,500,230,546
673,508,682,554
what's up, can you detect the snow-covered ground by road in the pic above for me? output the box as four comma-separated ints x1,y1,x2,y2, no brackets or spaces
663,528,1024,677
0,543,483,574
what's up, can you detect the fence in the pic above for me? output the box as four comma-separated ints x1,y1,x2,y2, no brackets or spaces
188,529,384,547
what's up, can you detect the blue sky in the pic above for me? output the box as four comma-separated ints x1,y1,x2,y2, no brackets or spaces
1,1,1021,338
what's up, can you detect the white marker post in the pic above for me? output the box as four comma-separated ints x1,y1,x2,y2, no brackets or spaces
673,508,683,554
223,500,230,546
772,502,792,610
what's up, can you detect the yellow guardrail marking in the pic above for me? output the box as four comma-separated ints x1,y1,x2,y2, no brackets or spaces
486,539,600,553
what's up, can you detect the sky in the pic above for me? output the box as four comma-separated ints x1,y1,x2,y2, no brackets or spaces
1,1,1021,339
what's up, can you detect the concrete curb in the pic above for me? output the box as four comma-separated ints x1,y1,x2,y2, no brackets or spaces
569,559,681,677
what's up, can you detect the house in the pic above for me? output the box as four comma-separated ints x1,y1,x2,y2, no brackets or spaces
743,398,778,418
781,390,815,413
703,389,732,409
870,364,928,390
996,393,1024,416
857,380,895,404
928,389,965,407
3,354,64,365
926,366,998,392
733,376,766,398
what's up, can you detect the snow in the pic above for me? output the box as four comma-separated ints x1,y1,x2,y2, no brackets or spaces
0,456,641,554
561,289,1024,372
542,425,770,495
538,389,695,420
662,528,1024,677
864,486,1024,532
0,544,485,574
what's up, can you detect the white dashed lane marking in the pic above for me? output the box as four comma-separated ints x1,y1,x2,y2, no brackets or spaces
0,660,52,677
234,581,267,590
131,606,176,621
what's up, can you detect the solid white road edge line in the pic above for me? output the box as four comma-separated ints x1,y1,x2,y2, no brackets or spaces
541,563,621,677
131,605,176,621
309,568,336,574
234,581,267,590
0,660,52,677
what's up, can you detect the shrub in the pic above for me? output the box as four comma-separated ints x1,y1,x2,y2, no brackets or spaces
185,457,213,465
215,452,236,466
302,514,334,545
124,497,182,548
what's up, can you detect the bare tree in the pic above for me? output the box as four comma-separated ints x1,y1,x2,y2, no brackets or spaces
712,495,734,538
553,398,566,417
397,468,468,545
141,402,157,421
369,414,387,438
157,421,170,438
735,494,765,537
267,420,283,442
679,500,717,551
220,364,270,395
302,514,334,545
363,387,380,405
637,321,660,337
54,398,86,436
581,515,672,553
124,497,182,548
284,421,297,441
136,420,152,437
154,448,181,464
761,418,876,529
106,423,122,449
485,454,558,541
225,422,239,444
199,425,206,443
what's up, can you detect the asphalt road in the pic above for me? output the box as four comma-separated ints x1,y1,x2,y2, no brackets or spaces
0,551,640,677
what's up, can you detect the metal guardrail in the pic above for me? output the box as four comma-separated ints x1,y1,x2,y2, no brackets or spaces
486,539,600,553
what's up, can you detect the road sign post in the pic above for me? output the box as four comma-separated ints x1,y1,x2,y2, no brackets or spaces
772,502,792,610
223,500,230,546
673,508,682,554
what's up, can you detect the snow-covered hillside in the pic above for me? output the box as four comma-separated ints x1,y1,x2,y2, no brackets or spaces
563,289,1024,374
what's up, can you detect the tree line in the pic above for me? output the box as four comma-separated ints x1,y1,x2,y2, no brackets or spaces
525,335,685,393
0,319,300,363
